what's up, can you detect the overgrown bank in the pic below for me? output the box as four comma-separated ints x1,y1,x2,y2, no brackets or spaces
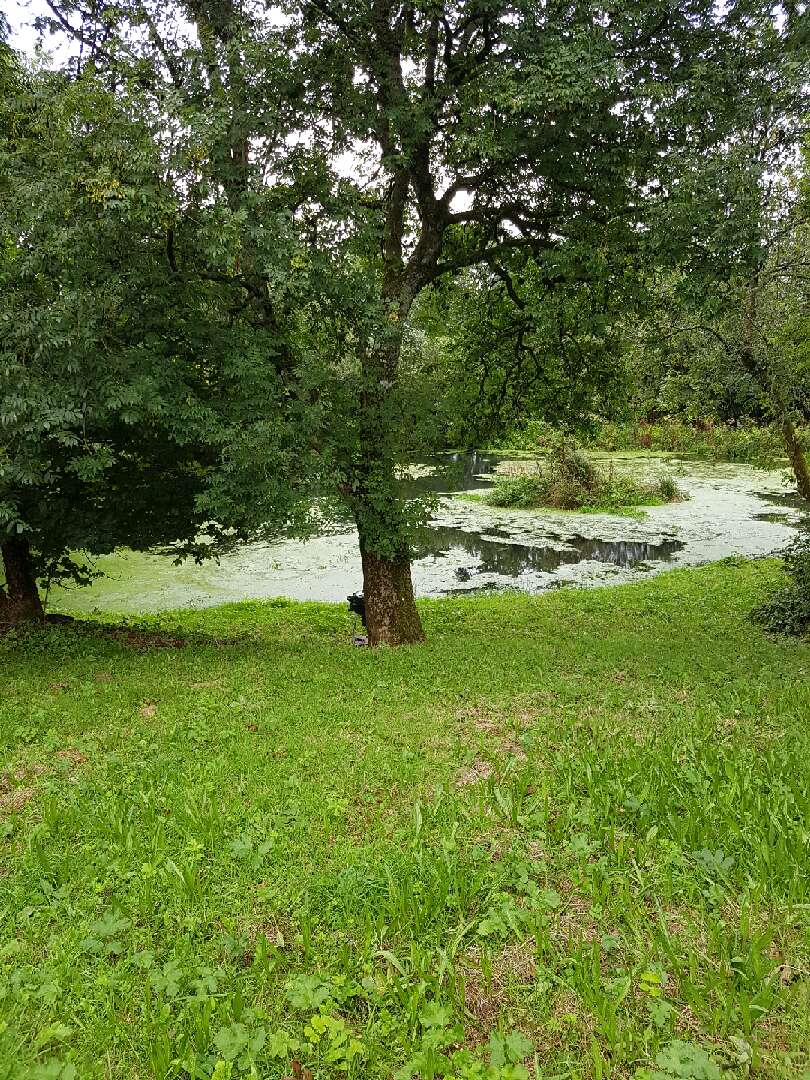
497,420,810,468
482,443,684,514
1,561,809,1079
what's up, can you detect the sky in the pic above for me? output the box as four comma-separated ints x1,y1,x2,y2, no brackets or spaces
6,0,52,53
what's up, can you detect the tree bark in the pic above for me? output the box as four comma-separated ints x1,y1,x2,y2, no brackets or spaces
352,324,426,646
351,445,426,646
0,538,44,623
781,415,810,501
360,540,425,647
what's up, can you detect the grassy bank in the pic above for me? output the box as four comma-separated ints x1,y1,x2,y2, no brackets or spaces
1,562,809,1080
497,420,809,468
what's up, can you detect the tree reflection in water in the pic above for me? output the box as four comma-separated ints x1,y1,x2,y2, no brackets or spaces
413,524,684,579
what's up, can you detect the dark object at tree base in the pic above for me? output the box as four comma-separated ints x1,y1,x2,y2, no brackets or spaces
347,592,366,627
45,613,76,624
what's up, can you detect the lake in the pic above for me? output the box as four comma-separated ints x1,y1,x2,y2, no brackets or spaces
49,452,807,614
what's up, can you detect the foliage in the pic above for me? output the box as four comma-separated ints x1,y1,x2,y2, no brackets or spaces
478,16,810,477
413,249,633,449
588,421,809,467
636,1039,722,1079
414,5,810,455
20,0,798,641
607,20,810,484
0,561,808,1076
498,418,810,468
751,535,810,637
0,65,318,595
484,442,685,514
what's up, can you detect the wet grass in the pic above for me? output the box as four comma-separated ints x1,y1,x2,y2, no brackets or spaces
1,560,809,1080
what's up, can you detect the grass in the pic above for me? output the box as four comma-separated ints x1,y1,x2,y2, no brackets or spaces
1,561,809,1080
482,446,685,516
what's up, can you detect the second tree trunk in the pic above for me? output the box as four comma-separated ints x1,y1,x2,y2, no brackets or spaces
781,416,810,502
0,538,44,623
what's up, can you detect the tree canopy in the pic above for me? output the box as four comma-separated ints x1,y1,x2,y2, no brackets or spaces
0,60,317,620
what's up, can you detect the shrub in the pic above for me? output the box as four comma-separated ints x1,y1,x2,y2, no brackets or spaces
751,536,810,636
656,475,681,502
485,441,685,513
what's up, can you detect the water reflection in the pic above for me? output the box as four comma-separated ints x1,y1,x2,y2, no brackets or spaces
402,452,501,496
414,524,684,580
760,491,810,512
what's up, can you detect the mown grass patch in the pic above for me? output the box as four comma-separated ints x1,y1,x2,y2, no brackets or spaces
1,561,808,1080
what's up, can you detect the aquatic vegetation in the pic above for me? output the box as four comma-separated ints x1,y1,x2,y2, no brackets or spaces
1,561,809,1078
484,443,686,514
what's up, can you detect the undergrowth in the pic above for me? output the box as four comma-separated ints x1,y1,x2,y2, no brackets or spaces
751,535,810,637
498,419,809,468
484,443,684,514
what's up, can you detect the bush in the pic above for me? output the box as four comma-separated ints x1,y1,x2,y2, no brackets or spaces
751,536,810,636
485,441,685,513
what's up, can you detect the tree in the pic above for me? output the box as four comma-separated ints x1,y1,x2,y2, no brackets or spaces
31,0,792,643
0,59,315,623
620,11,810,497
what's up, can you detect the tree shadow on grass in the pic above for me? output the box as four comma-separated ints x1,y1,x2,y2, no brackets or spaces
0,613,248,652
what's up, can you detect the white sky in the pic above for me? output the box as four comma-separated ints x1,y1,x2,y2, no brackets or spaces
6,0,51,53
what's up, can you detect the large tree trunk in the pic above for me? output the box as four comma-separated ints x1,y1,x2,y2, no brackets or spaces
347,145,438,647
781,415,810,502
359,539,425,647
351,327,426,647
0,538,44,623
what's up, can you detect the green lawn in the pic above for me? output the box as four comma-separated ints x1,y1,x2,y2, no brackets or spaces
1,561,808,1080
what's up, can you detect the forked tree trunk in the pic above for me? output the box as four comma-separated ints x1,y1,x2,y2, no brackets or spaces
781,415,810,502
0,538,44,623
360,540,425,647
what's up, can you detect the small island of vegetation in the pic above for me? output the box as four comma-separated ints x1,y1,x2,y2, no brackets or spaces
482,443,685,515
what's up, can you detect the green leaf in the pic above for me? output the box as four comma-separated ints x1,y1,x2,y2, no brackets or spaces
653,1040,722,1079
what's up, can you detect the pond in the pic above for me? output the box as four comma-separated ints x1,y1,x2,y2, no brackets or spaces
50,453,808,614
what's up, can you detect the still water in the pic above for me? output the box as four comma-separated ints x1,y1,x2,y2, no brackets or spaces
50,453,807,614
